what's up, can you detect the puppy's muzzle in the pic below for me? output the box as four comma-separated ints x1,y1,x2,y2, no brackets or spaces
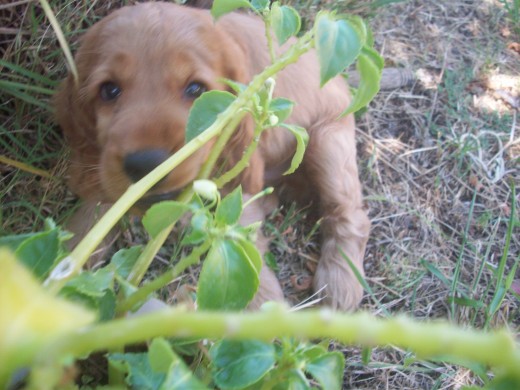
123,149,170,182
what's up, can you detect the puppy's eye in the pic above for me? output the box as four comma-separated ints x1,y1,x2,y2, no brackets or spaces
99,82,122,101
184,82,207,99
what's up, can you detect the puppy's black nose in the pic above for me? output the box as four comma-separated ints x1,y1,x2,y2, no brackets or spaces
123,149,170,182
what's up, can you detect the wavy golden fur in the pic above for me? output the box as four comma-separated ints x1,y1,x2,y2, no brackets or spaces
55,2,370,310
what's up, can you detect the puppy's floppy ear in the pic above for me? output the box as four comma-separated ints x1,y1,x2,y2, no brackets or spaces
54,26,103,200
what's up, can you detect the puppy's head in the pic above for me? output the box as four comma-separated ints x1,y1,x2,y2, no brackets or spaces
55,3,250,205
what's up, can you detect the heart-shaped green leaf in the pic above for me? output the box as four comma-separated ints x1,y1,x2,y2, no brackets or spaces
271,3,301,45
315,13,363,87
197,239,259,310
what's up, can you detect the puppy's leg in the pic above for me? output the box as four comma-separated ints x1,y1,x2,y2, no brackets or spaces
240,194,285,309
66,201,117,268
306,119,370,310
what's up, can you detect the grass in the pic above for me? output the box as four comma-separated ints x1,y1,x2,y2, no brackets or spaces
1,0,519,388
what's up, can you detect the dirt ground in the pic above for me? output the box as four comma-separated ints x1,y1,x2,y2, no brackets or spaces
1,0,519,389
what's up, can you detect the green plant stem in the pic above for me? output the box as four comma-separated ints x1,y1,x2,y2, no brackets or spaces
263,11,277,63
116,241,212,314
242,187,274,209
39,309,520,379
127,225,173,286
125,188,196,288
214,122,264,188
196,29,314,183
108,346,125,386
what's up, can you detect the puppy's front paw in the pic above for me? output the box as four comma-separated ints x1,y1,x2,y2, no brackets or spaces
313,241,364,310
313,261,364,310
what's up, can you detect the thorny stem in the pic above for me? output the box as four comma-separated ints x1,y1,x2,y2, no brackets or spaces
38,309,520,380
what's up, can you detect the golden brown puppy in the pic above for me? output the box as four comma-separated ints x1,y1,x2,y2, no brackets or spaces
55,2,370,310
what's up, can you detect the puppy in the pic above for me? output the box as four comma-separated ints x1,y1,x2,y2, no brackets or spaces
55,2,371,310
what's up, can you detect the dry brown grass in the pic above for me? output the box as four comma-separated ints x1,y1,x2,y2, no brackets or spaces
1,0,519,389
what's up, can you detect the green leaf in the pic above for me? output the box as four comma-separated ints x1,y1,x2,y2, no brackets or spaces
111,246,144,279
149,338,210,389
251,0,270,12
161,362,209,390
305,351,345,390
210,340,276,389
97,289,116,321
149,338,176,373
211,0,252,19
60,267,116,321
62,267,115,298
315,13,363,86
269,97,294,123
148,338,207,390
0,233,36,251
142,201,191,239
15,229,59,279
271,3,301,45
109,353,165,389
272,370,310,390
198,239,259,310
186,90,236,142
279,124,309,175
238,239,262,273
341,46,383,115
301,345,328,362
216,186,243,226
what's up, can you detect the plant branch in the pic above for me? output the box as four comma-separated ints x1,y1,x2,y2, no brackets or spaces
39,309,520,379
116,240,212,314
195,29,314,183
214,121,264,188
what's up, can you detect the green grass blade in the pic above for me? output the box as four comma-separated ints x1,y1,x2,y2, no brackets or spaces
485,183,517,327
39,0,78,85
0,60,59,87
